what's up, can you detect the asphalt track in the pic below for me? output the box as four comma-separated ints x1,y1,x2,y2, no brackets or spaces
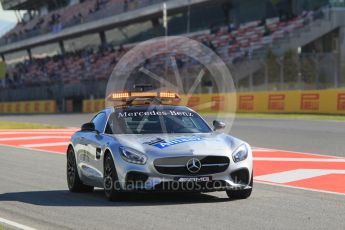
0,114,344,230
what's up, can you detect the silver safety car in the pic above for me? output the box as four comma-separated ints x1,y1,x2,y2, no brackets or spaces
67,91,253,201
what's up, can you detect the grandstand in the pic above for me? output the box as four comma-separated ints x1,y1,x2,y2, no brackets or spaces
0,0,344,112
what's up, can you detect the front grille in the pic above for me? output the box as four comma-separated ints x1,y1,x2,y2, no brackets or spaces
154,156,230,175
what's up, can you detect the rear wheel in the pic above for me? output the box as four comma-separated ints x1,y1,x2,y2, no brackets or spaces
226,173,253,200
67,147,94,192
104,153,126,201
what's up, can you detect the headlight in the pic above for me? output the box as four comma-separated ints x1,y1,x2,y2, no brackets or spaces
232,144,248,163
119,147,147,165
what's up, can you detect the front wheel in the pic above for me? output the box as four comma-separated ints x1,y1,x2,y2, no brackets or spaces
67,147,94,192
103,153,126,201
226,173,253,200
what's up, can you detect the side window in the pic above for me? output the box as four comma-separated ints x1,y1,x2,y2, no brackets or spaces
105,113,115,134
91,112,107,133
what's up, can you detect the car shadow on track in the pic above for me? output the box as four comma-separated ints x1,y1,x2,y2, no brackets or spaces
0,189,231,206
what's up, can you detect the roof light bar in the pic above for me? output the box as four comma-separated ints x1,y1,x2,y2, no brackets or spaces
131,92,158,97
160,92,176,98
110,92,130,99
108,91,179,100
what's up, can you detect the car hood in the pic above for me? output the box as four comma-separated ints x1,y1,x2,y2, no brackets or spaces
111,133,242,157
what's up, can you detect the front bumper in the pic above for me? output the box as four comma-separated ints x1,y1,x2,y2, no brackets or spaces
121,169,252,192
113,151,253,192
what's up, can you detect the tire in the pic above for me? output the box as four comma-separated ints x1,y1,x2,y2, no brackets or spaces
67,147,94,192
103,153,126,201
226,173,253,200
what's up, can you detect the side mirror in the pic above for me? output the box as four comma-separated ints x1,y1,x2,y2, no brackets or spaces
81,122,95,132
213,120,226,131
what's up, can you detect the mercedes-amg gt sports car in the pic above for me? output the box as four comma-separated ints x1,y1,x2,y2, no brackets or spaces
67,91,253,201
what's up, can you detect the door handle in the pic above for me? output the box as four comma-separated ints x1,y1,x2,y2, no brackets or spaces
96,147,101,159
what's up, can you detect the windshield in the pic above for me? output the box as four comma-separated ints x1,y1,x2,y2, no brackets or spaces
107,107,212,134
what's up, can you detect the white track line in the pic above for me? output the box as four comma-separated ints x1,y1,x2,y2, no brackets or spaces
21,142,69,148
0,132,74,135
0,217,37,230
0,142,66,155
255,169,345,183
0,129,77,132
253,157,345,162
0,136,71,141
252,146,343,159
255,180,345,196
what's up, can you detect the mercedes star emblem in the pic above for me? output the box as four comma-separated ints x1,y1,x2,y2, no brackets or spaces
186,158,202,173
